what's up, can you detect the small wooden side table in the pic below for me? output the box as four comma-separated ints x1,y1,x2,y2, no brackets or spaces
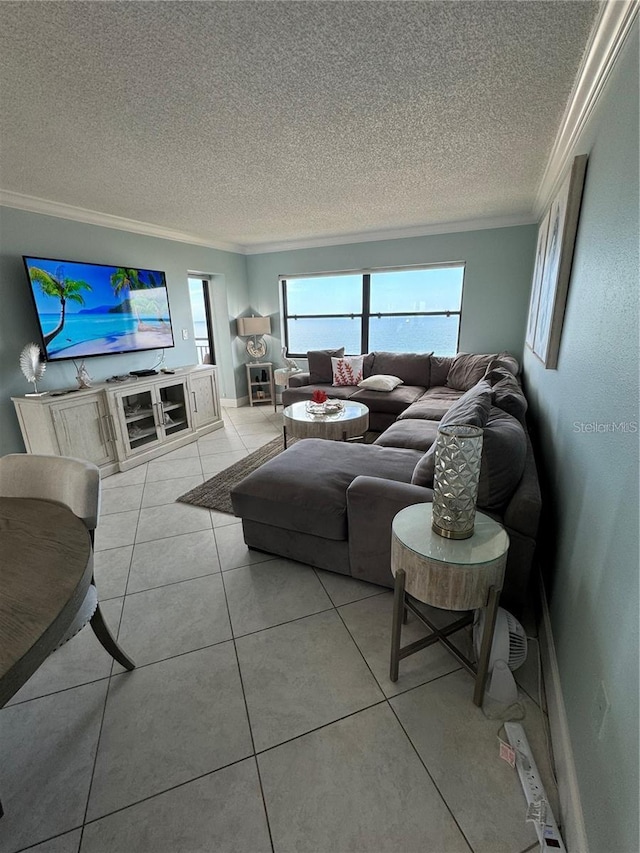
390,503,509,706
246,362,275,409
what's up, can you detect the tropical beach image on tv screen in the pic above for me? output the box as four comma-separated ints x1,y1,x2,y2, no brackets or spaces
24,257,175,361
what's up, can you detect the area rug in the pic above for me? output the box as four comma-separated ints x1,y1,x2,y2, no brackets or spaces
177,432,378,514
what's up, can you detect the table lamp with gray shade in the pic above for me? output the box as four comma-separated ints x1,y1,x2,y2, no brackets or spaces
431,423,484,540
237,315,271,360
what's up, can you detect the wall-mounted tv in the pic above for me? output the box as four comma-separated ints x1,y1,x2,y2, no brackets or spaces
23,256,175,361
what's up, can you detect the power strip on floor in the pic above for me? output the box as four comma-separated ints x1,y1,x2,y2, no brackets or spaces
504,722,567,852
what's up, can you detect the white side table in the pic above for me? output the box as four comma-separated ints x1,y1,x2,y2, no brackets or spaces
246,362,275,410
274,367,302,412
390,503,509,706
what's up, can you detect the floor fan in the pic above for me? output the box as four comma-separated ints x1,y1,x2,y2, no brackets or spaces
473,607,527,717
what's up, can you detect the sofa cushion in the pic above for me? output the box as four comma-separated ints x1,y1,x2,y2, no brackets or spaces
477,408,527,511
308,348,344,384
373,418,440,452
362,352,376,379
350,385,426,415
410,380,493,486
230,439,422,541
447,352,496,391
289,372,311,388
357,374,403,391
397,386,464,421
429,355,454,387
485,367,528,425
369,351,432,387
485,352,520,377
332,355,364,386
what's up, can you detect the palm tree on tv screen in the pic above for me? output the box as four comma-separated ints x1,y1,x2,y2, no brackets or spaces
110,267,143,295
29,265,92,346
110,267,168,330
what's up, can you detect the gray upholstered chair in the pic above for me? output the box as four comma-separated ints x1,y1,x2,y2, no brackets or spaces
0,453,135,669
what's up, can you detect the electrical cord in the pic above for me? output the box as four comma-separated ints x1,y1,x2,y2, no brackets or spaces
151,348,166,370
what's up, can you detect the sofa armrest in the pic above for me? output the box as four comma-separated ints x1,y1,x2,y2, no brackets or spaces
346,476,434,587
289,372,311,387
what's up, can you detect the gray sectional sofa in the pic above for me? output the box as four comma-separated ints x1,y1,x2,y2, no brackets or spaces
231,350,541,614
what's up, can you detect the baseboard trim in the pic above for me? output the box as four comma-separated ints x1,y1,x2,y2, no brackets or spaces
538,573,590,853
219,396,249,408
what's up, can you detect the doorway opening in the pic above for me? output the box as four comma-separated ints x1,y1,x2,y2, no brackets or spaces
188,277,216,365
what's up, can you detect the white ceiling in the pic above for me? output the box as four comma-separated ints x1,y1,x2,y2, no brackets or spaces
0,1,601,252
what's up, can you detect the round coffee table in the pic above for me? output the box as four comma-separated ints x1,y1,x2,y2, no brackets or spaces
282,400,369,448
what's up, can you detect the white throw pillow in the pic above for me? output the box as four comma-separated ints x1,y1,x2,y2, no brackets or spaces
331,355,364,386
357,374,404,392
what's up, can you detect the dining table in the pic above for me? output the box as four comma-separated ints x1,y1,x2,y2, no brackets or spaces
0,496,94,709
0,496,95,820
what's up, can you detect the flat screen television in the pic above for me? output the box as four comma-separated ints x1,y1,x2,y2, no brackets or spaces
23,256,175,361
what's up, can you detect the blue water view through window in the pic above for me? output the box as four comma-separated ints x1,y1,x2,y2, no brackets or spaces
282,265,464,356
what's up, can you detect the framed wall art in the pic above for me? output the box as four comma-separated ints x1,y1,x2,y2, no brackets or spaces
526,153,588,368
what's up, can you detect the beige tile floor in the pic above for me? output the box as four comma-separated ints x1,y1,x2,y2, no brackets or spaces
0,405,557,853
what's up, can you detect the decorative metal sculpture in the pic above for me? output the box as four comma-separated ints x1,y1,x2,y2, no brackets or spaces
281,346,300,372
20,342,46,396
246,336,267,360
75,360,92,389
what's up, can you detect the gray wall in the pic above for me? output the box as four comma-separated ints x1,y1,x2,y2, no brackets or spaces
246,224,537,361
0,207,250,455
523,24,639,853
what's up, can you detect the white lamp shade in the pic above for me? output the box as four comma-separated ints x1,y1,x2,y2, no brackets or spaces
237,316,271,336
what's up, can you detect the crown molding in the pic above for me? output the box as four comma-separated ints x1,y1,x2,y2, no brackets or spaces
242,214,537,255
1,188,535,256
0,190,244,254
534,0,639,218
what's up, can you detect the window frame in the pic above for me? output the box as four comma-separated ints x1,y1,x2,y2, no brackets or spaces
280,263,464,357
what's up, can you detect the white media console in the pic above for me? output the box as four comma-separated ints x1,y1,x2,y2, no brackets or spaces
12,364,223,476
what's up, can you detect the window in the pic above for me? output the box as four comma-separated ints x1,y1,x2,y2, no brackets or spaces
281,265,464,356
188,277,216,364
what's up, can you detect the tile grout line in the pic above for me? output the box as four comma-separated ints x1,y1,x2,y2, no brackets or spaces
118,566,224,598
14,828,83,853
78,461,151,847
76,698,394,835
330,586,463,701
332,595,475,850
7,589,395,708
213,517,277,853
70,698,394,834
386,698,476,852
78,753,261,833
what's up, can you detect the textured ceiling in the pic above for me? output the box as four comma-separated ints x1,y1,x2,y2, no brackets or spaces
0,1,600,251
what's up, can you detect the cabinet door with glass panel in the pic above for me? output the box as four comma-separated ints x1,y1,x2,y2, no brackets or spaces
114,380,191,456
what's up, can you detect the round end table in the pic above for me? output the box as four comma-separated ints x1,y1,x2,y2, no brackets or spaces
390,503,509,706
